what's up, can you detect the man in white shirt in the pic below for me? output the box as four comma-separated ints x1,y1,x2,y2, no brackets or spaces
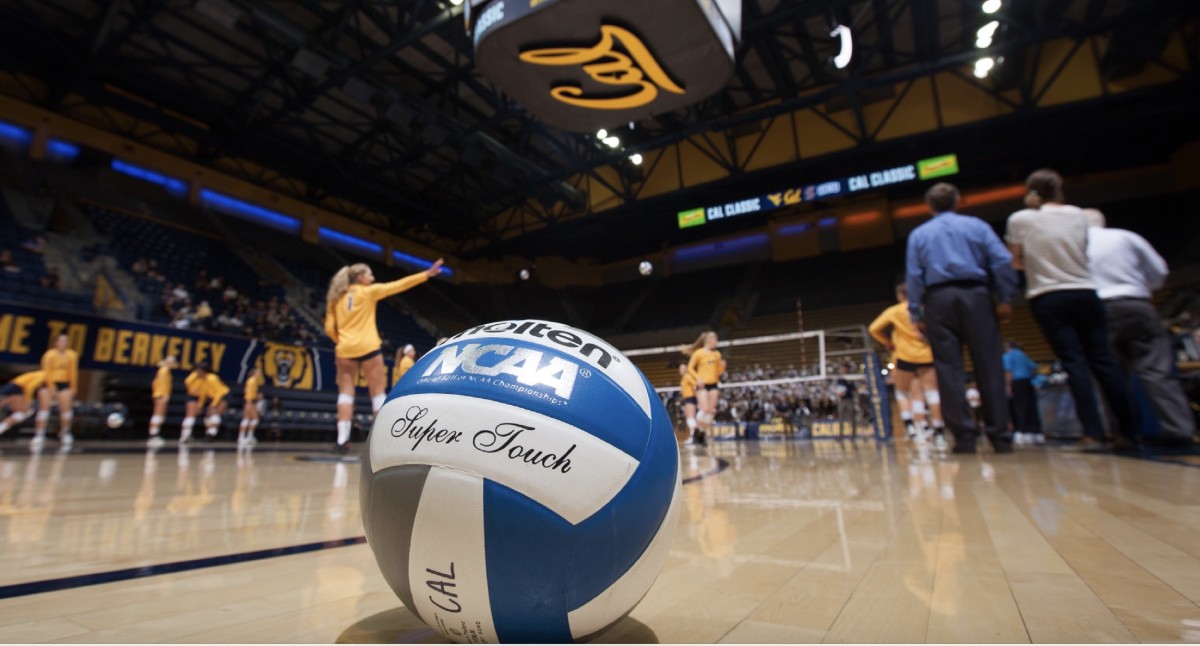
1088,217,1195,446
1006,169,1140,452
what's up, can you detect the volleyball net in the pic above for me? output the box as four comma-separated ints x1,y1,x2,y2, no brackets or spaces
621,327,892,441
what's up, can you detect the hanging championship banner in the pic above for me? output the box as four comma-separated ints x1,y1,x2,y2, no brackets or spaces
466,0,741,132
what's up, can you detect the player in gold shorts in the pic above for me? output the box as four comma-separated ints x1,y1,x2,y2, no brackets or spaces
686,331,726,437
869,282,945,445
0,370,51,440
678,361,700,445
325,259,443,452
198,369,230,440
238,367,264,446
147,355,178,447
40,333,79,447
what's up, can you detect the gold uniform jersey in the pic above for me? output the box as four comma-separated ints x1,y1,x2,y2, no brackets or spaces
41,349,78,390
395,356,415,383
688,348,724,386
868,302,934,365
185,371,204,398
152,366,173,399
325,273,430,359
11,370,48,400
244,374,264,401
200,373,230,405
680,371,698,398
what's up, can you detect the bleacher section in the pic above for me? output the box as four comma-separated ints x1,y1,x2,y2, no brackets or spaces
0,193,94,313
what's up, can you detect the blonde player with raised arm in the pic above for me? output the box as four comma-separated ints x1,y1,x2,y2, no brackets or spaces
238,367,264,446
0,370,50,440
325,259,444,453
40,333,79,447
686,331,726,436
147,355,178,447
869,282,945,445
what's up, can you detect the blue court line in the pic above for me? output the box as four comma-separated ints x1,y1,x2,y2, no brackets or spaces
0,536,367,600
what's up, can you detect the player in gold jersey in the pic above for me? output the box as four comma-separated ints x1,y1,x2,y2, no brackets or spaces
678,361,700,445
325,259,443,452
686,331,726,436
40,334,79,447
0,370,50,439
237,367,264,446
147,355,178,448
198,370,230,440
393,344,416,387
869,282,945,445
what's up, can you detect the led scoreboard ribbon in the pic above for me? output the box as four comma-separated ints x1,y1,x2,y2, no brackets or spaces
677,154,960,229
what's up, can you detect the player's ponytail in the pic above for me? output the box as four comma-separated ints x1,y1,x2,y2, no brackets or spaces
326,264,371,310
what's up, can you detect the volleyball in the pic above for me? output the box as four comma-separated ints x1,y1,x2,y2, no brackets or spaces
638,260,653,276
361,320,681,643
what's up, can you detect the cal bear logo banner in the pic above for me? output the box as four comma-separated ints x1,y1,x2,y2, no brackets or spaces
0,301,401,392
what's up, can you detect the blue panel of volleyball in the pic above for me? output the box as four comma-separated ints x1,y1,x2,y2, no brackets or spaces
361,320,681,643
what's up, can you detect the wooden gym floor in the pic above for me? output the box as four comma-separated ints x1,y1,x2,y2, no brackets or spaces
0,437,1198,643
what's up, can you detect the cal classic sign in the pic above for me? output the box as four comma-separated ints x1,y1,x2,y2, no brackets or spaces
467,0,740,132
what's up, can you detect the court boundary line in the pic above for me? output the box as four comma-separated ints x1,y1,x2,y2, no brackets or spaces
0,536,367,600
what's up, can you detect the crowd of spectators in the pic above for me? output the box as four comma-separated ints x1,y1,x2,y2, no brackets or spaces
131,260,323,347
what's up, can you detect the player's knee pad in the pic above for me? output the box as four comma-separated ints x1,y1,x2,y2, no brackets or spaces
35,410,50,421
337,393,355,406
11,410,30,423
206,415,221,427
182,416,196,428
924,389,940,405
150,415,165,425
894,390,910,404
911,400,927,415
61,411,73,421
371,394,386,414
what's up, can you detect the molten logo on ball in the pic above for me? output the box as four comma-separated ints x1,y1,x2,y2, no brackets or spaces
361,320,681,643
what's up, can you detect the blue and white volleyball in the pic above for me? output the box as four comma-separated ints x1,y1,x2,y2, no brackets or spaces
106,411,125,429
638,260,653,276
361,320,681,643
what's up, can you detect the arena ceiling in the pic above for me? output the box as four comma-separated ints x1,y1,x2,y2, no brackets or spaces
0,0,1196,262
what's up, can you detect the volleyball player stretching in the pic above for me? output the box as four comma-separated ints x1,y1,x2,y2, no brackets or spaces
325,259,444,453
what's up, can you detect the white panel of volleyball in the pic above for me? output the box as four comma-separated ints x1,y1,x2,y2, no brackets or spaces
623,327,889,441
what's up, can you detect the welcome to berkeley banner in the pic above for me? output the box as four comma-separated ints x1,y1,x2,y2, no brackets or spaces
0,301,399,390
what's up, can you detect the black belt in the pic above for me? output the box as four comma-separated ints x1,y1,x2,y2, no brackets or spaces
928,279,987,291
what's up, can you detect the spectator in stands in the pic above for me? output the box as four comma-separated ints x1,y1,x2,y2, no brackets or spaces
1003,341,1043,445
834,365,858,438
1087,214,1196,447
906,182,1018,454
21,235,45,255
131,257,149,276
39,267,61,290
1006,169,1140,452
0,249,20,274
192,300,213,329
325,258,444,453
40,333,79,447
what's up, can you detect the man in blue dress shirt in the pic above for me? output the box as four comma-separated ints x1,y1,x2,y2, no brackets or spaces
906,183,1019,454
